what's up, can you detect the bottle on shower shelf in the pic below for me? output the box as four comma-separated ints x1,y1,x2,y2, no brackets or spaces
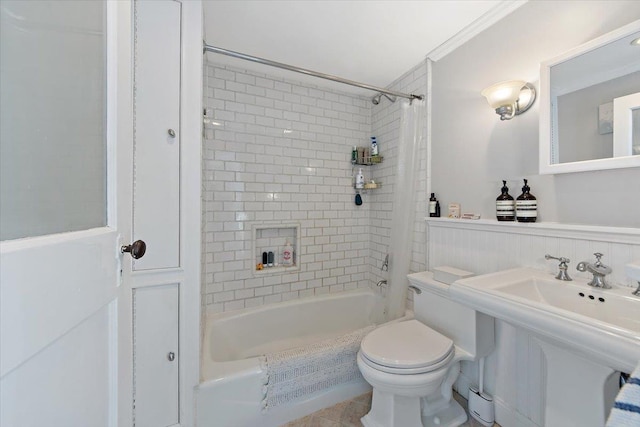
355,168,365,189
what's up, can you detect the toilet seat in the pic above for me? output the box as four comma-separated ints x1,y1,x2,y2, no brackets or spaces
360,319,454,375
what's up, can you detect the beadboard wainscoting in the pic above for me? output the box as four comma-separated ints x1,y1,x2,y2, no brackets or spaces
426,218,640,427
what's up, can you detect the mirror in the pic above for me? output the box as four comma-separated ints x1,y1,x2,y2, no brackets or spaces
539,20,640,174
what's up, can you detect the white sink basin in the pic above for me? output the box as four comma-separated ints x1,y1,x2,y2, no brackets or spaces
451,267,640,372
450,267,640,426
449,268,640,427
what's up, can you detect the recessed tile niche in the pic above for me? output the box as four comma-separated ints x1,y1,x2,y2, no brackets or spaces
252,223,300,275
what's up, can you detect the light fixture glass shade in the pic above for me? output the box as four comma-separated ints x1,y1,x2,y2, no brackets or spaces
481,80,526,108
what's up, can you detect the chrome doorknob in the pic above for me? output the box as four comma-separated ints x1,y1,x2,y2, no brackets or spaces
168,129,176,138
121,240,146,259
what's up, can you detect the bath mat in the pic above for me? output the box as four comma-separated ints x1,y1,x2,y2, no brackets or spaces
260,325,375,411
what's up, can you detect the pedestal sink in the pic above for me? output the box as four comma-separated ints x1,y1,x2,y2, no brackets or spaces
450,267,640,427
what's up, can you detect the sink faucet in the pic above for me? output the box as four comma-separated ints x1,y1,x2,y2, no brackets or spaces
576,252,612,289
545,254,572,281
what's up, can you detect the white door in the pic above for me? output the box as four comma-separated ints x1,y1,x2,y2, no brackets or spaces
0,2,135,426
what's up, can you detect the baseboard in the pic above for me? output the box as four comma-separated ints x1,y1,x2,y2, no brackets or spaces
494,396,541,427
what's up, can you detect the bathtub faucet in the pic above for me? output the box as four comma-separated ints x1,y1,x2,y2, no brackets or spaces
376,280,387,288
381,254,389,271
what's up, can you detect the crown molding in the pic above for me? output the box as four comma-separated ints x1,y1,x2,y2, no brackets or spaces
426,0,528,62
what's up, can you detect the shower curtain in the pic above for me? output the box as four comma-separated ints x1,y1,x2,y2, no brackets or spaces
387,99,426,320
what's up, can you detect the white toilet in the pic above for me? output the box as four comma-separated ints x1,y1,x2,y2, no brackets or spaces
357,271,494,427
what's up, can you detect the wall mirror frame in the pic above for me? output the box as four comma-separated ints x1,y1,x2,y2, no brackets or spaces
539,19,640,175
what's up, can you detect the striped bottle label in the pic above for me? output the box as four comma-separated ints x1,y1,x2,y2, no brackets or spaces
496,200,515,214
516,200,537,217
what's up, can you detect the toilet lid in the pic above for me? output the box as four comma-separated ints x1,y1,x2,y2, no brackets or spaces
360,319,454,371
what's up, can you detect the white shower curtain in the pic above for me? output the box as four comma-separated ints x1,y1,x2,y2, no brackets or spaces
387,99,425,320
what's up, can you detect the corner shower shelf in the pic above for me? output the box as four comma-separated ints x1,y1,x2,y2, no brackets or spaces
353,155,384,166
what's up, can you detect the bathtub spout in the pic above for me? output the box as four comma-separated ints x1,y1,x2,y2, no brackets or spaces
376,280,388,287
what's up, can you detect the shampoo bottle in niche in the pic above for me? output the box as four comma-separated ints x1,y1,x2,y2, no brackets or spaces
355,168,365,189
516,179,537,222
282,240,293,266
496,180,515,221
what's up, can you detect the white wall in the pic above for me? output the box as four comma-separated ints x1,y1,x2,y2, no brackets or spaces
431,0,640,228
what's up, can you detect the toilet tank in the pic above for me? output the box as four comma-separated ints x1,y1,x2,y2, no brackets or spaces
408,271,494,360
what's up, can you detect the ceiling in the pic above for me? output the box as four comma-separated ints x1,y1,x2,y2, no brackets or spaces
203,1,518,95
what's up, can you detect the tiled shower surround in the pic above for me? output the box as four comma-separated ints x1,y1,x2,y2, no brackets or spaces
202,60,428,312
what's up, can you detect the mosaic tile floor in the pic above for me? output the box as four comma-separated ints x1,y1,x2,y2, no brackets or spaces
282,391,501,427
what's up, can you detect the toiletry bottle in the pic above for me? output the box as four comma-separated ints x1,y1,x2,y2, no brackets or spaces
516,179,537,222
435,201,441,217
429,193,437,217
282,240,293,266
496,180,515,221
267,251,274,267
357,147,364,164
351,146,357,165
355,168,365,189
371,137,378,156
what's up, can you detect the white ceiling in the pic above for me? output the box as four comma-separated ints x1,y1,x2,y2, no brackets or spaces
203,1,517,95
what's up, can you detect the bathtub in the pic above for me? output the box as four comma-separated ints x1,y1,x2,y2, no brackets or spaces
196,288,410,427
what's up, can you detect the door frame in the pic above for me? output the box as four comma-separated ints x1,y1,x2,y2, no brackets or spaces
176,1,203,424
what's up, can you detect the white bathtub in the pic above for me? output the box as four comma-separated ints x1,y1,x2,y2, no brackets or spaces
196,289,409,427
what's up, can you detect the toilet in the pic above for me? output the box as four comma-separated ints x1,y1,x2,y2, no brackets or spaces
357,271,494,427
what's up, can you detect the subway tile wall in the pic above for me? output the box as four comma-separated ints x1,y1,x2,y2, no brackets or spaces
203,61,374,312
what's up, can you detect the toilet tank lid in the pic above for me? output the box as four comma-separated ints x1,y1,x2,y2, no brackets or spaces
360,319,453,369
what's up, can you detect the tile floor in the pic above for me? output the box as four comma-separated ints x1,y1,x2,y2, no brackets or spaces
282,391,501,427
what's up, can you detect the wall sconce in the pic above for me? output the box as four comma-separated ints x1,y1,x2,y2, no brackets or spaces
481,80,536,120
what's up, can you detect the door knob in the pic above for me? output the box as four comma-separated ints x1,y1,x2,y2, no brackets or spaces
121,240,146,259
167,352,175,362
168,129,176,138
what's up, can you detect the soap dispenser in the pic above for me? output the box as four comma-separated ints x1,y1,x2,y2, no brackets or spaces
516,179,537,222
496,180,515,221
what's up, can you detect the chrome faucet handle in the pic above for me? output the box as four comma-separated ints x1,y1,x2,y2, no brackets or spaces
545,254,572,281
593,252,604,266
591,252,612,275
577,253,612,288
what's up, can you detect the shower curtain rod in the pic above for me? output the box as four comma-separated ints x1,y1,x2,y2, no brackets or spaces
203,43,424,102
